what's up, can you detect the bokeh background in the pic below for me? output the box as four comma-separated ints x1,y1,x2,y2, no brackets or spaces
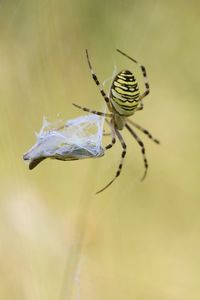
0,1,200,299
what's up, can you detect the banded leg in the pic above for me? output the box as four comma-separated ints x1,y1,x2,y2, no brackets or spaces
96,127,126,194
116,49,150,101
104,119,116,150
86,49,112,111
72,103,112,118
138,64,149,100
135,101,144,112
127,119,160,144
125,123,148,181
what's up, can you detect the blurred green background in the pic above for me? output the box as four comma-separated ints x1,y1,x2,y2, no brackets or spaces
0,0,200,299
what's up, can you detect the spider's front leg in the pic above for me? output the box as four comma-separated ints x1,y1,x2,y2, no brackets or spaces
125,123,148,181
86,49,112,111
72,103,112,118
116,49,150,107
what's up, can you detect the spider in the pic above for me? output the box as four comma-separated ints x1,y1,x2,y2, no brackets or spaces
73,49,160,194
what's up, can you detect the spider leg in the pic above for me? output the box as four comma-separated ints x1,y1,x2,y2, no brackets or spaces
96,127,126,194
125,123,148,181
72,103,112,117
135,101,144,112
138,64,149,101
86,49,112,111
116,49,150,104
104,119,116,150
127,119,160,144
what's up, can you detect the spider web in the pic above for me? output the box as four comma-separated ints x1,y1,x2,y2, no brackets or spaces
23,113,105,169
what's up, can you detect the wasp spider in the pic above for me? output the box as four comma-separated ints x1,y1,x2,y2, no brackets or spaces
73,49,159,194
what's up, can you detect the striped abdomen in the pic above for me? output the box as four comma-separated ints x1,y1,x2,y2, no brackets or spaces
110,70,140,116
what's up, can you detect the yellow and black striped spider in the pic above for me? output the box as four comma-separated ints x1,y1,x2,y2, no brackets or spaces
73,49,159,194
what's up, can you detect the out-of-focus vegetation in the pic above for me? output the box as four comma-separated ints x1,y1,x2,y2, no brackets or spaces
0,1,200,299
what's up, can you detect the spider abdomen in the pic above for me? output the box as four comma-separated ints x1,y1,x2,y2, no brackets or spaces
110,70,140,116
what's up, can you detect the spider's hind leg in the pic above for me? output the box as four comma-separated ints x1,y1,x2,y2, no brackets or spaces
127,119,160,144
125,123,148,181
96,127,127,194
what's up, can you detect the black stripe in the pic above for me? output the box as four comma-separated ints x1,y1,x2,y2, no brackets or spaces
117,101,138,108
120,104,138,109
111,95,139,103
120,105,137,111
121,70,132,75
115,93,140,101
117,75,136,82
112,87,139,98
114,82,139,93
120,106,136,112
113,82,128,91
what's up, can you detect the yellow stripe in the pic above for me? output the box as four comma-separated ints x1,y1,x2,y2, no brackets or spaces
112,97,138,108
117,75,127,80
112,89,127,101
114,81,138,93
111,89,139,102
114,81,128,90
120,72,133,77
117,78,137,85
115,87,139,96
